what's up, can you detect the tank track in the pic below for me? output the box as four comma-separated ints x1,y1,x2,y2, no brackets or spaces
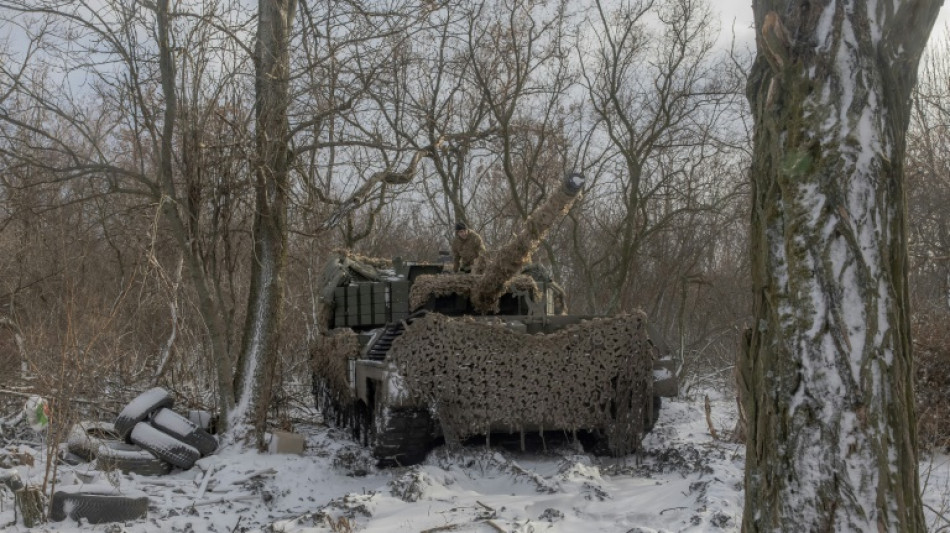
363,317,435,467
370,407,435,467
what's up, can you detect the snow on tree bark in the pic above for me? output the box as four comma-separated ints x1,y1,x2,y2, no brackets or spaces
742,1,940,531
230,0,296,445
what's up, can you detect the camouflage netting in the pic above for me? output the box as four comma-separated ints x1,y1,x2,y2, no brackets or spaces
334,248,394,271
310,329,361,407
388,312,654,456
409,273,541,313
471,185,580,311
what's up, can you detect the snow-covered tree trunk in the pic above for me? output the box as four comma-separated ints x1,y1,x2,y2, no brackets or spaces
741,1,940,531
231,0,296,446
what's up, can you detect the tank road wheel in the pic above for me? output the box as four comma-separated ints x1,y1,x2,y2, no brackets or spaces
371,407,435,468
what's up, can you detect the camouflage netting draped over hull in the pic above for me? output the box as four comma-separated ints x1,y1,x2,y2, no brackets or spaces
388,312,654,456
409,274,541,313
310,329,361,410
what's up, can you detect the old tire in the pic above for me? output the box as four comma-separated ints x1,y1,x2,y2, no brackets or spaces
114,388,174,441
50,485,148,524
150,408,218,456
372,407,434,468
67,422,121,462
96,441,172,476
129,422,199,470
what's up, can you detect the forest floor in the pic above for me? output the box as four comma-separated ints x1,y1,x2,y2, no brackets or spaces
1,390,948,532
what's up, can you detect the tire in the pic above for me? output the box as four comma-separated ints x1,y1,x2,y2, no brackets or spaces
50,485,149,524
114,388,174,441
187,410,215,432
129,422,200,470
96,441,172,476
67,421,121,462
150,408,218,457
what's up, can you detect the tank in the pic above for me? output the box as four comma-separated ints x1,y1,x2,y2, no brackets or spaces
310,172,678,467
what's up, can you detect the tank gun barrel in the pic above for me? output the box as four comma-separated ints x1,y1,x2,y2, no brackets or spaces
471,172,585,311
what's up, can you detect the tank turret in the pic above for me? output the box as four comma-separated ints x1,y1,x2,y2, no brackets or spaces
469,172,584,312
408,172,584,315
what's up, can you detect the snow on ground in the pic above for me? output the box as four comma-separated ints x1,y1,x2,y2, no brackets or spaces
1,392,948,532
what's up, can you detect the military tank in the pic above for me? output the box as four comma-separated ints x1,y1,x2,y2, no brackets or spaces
311,172,678,466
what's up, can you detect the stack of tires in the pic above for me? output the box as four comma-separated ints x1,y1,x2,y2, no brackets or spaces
67,387,217,476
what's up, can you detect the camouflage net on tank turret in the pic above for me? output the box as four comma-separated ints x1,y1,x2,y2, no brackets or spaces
388,312,654,456
310,329,361,406
334,249,394,270
408,273,541,313
471,186,580,311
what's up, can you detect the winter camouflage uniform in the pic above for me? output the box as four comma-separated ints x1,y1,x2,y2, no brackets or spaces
451,229,485,272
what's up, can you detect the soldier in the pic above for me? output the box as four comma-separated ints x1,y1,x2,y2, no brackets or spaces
451,221,485,273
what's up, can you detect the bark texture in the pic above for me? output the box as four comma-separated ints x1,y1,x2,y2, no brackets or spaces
742,1,940,531
156,0,235,418
232,0,296,447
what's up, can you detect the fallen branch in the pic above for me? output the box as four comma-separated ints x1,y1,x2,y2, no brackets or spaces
421,524,461,533
230,468,277,486
485,519,506,533
497,458,559,494
660,506,688,515
194,491,256,507
194,464,219,502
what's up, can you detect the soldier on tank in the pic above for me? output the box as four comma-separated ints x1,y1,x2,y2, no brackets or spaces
451,221,485,273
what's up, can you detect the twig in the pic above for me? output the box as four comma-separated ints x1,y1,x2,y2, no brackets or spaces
421,524,461,533
660,506,688,515
137,479,192,487
229,467,277,486
0,389,33,400
0,389,120,413
704,395,719,440
230,515,243,533
925,502,950,528
485,519,506,533
475,500,494,512
193,491,256,507
194,464,219,502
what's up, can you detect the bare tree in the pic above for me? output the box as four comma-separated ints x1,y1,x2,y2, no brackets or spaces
905,34,950,453
578,0,743,315
740,1,940,529
228,0,296,445
0,0,256,423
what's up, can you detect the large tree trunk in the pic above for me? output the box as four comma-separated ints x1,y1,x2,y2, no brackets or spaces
742,1,940,531
231,0,296,447
156,0,236,418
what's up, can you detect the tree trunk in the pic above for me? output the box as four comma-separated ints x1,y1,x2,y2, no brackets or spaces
742,2,940,531
231,0,296,448
156,0,236,419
